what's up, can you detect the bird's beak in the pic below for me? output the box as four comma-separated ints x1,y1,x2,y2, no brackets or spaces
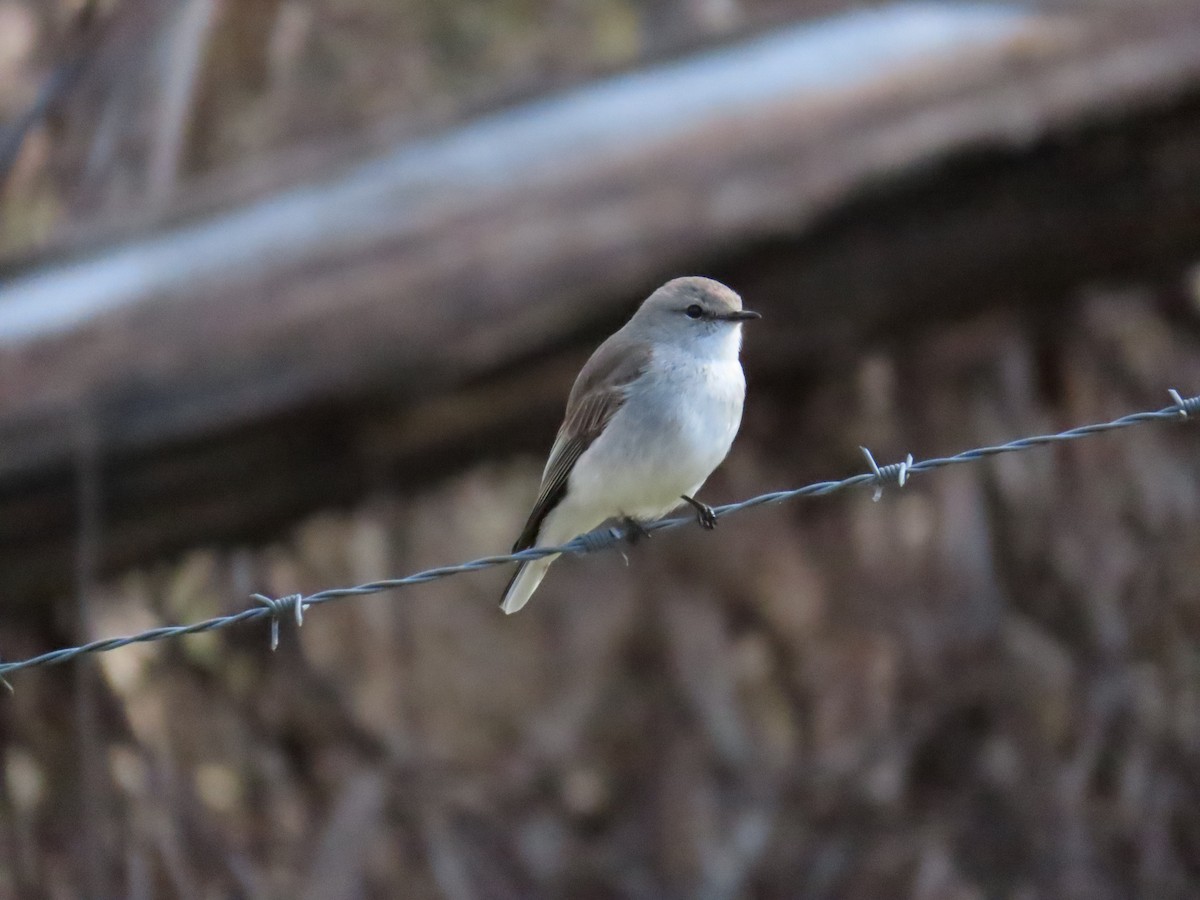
718,309,761,321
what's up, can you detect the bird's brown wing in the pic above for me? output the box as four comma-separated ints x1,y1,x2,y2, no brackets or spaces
511,337,652,552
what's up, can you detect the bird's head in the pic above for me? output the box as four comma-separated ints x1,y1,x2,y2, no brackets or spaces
632,276,760,355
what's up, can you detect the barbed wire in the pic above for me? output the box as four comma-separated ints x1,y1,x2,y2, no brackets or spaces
1,389,1196,685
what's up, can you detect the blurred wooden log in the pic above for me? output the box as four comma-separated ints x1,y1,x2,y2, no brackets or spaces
3,3,1200,603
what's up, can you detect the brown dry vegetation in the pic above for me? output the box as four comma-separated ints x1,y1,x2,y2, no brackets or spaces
2,1,1200,898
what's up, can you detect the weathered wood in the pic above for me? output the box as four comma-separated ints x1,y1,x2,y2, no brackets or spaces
3,4,1200,603
3,5,1198,474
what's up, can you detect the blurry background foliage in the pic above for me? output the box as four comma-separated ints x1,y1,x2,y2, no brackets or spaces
0,0,832,254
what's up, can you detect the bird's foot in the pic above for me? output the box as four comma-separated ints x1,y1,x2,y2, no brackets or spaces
681,495,718,530
620,516,651,544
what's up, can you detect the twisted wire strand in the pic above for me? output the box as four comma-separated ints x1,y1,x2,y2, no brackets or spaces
1,390,1196,682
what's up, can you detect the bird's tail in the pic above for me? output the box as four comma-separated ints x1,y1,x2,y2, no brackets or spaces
500,553,559,615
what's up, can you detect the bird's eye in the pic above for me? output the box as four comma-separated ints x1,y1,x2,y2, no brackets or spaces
685,304,704,319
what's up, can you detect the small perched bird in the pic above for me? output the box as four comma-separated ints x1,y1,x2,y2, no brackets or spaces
501,276,759,614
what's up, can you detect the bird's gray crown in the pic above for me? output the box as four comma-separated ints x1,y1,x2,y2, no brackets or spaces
639,276,744,318
626,276,755,350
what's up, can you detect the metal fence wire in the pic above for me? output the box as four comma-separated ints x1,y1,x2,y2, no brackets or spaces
1,389,1197,686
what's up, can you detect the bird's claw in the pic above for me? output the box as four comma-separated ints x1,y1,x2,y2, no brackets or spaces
621,516,651,544
681,495,718,530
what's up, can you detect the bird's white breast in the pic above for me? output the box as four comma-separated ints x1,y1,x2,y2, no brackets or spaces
558,334,746,528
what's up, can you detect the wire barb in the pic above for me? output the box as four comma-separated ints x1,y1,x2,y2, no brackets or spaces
0,390,1196,682
860,447,913,501
252,593,307,652
575,525,626,553
1168,388,1196,418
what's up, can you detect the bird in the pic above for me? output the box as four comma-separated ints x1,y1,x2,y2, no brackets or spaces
501,276,759,614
